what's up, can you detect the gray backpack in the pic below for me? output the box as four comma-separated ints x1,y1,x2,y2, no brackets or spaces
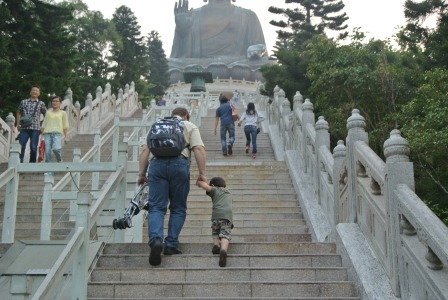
147,117,187,157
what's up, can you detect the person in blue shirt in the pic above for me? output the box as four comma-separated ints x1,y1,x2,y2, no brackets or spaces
214,95,235,156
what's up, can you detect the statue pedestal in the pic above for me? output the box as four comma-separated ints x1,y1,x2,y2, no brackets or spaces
168,56,275,84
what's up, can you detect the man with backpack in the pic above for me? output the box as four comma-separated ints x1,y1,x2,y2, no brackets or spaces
138,107,206,266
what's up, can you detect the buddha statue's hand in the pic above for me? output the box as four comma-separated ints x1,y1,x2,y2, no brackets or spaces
174,0,193,34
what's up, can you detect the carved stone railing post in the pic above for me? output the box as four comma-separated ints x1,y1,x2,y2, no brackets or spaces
73,101,80,134
5,113,15,144
85,93,93,132
114,142,128,243
280,97,291,149
301,99,315,174
384,129,415,296
91,128,101,191
40,173,54,240
346,109,368,223
316,116,330,203
333,140,347,225
2,144,20,243
73,192,91,298
112,113,120,162
269,85,280,125
96,86,103,120
117,88,124,116
69,148,81,221
64,88,73,136
292,92,303,151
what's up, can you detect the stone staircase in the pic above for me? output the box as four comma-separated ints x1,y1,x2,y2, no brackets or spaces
0,114,139,241
87,108,359,299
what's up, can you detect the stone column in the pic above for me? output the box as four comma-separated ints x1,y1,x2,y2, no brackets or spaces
96,86,103,120
117,88,124,116
333,140,347,225
292,92,303,154
346,109,368,223
316,116,330,204
383,129,414,297
5,113,16,144
85,93,93,132
301,99,315,174
281,98,291,150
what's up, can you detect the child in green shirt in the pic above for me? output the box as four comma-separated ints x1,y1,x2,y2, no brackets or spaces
196,176,233,267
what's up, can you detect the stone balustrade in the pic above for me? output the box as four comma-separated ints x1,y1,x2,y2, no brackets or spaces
0,82,139,163
254,85,448,300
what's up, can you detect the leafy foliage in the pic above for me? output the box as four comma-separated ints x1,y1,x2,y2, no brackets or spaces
399,68,448,223
110,5,148,89
146,30,169,104
0,0,76,115
263,0,349,103
306,35,422,151
399,0,448,69
58,0,119,105
269,0,348,50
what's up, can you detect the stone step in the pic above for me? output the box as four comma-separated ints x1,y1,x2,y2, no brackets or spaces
102,243,336,255
0,207,69,216
182,207,301,214
186,200,299,208
96,253,342,269
88,297,359,300
87,281,357,298
0,243,12,259
188,191,297,198
149,233,311,243
102,212,303,221
90,267,348,283
181,226,308,235
98,218,306,228
100,226,308,236
3,221,74,229
1,213,70,223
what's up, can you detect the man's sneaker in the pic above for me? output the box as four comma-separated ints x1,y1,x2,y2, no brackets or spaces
228,144,233,155
164,247,182,255
252,154,256,159
219,250,227,267
223,150,227,156
245,146,249,154
149,239,163,266
212,245,220,254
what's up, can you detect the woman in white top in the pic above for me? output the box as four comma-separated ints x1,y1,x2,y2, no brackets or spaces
237,102,264,159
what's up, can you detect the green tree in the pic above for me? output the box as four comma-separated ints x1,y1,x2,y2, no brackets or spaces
398,0,448,69
305,34,421,152
0,1,13,112
260,48,309,100
57,0,119,103
146,30,169,103
269,0,348,49
399,68,448,224
110,5,148,88
262,0,348,100
0,0,76,116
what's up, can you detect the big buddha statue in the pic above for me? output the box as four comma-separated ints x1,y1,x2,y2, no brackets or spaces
168,0,273,84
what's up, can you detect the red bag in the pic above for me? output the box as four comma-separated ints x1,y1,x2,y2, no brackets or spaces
38,139,45,162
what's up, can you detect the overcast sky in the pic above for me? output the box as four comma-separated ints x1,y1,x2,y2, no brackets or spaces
73,0,408,56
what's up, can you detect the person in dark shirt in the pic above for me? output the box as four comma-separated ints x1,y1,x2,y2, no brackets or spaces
214,96,235,156
16,85,47,163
